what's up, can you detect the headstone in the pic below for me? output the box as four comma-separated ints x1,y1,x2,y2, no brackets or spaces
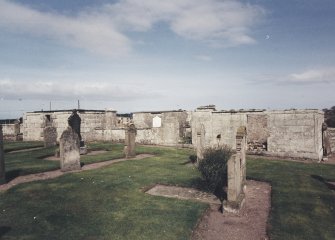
68,109,87,153
0,125,5,184
59,126,81,172
196,124,205,162
124,124,136,158
223,126,247,213
43,126,57,147
322,123,332,158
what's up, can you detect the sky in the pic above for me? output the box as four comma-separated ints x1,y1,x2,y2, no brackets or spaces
0,0,335,119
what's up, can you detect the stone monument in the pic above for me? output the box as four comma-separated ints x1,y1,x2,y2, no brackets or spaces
0,125,5,184
196,124,205,163
322,123,332,159
68,109,87,154
124,124,136,158
59,126,81,172
223,126,247,213
43,126,57,147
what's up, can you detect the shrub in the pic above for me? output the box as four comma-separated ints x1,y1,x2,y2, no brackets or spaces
198,146,233,194
189,154,197,164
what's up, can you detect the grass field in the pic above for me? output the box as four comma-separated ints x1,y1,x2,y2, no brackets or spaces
1,142,335,239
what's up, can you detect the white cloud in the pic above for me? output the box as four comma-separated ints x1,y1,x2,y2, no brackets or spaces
195,55,212,62
288,68,335,84
0,0,131,57
0,0,265,57
0,79,159,101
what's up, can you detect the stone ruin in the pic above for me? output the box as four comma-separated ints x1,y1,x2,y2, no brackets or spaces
223,126,247,213
124,124,137,158
0,125,5,184
59,126,81,172
196,124,205,162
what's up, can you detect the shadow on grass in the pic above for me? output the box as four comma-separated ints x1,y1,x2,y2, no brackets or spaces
311,175,335,191
0,226,11,238
189,177,226,201
5,169,22,182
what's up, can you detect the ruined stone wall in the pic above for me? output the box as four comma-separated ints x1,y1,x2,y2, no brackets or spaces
133,111,188,146
23,113,46,141
1,123,20,141
328,128,335,153
267,110,324,160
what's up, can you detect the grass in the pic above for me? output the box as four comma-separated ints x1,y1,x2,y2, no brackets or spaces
0,146,207,240
3,141,44,153
1,143,335,239
3,142,130,180
247,157,335,240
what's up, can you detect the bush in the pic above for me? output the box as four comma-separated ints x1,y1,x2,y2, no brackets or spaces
198,146,233,194
189,154,197,164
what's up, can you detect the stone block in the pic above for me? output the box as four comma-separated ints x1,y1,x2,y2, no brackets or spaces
43,126,57,147
124,124,136,158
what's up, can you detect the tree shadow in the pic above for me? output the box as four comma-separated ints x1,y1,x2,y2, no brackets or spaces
0,226,11,237
311,175,335,191
189,177,227,201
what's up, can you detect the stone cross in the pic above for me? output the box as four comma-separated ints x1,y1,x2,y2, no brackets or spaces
59,126,81,172
0,125,5,184
124,124,136,158
223,126,247,213
43,126,57,148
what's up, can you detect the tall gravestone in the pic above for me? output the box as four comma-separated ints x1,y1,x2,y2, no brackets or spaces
59,126,81,172
223,126,247,213
196,124,205,162
124,124,137,158
322,123,332,158
0,125,5,184
43,126,57,147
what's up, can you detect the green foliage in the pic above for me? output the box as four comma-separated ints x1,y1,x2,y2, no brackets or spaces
3,141,44,153
198,146,233,193
323,106,335,127
189,154,197,163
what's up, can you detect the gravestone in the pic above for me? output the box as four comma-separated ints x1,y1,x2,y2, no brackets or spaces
68,109,87,154
0,125,5,184
59,126,81,172
124,124,136,158
223,126,247,213
196,124,205,162
322,123,332,158
43,126,57,147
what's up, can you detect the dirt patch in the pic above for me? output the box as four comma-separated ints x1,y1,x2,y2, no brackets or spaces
146,185,220,204
0,154,154,191
192,180,271,240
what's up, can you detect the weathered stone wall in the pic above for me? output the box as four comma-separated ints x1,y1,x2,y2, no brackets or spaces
328,128,335,153
133,111,188,146
191,109,324,160
23,113,46,141
1,123,20,141
267,110,324,160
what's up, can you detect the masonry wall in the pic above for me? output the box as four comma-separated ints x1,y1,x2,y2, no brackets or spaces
328,128,335,153
133,111,188,146
266,110,324,160
1,123,20,141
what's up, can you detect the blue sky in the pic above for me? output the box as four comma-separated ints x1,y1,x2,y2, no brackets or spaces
0,0,335,118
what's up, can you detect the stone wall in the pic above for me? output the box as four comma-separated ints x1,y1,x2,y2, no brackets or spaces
191,109,324,160
267,110,324,160
1,123,20,141
133,111,188,146
328,128,335,153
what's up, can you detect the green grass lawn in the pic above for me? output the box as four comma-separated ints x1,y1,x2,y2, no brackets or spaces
3,141,44,153
3,142,130,180
1,144,335,239
247,157,335,240
0,146,206,240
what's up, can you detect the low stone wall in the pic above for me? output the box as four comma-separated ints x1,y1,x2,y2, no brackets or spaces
1,123,20,141
328,128,335,153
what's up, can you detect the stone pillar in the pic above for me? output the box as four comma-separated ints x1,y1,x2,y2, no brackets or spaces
43,126,57,148
0,125,5,184
124,124,136,158
223,126,247,213
59,127,81,172
196,124,205,162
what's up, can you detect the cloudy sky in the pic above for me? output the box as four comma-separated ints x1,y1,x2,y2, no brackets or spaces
0,0,335,118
